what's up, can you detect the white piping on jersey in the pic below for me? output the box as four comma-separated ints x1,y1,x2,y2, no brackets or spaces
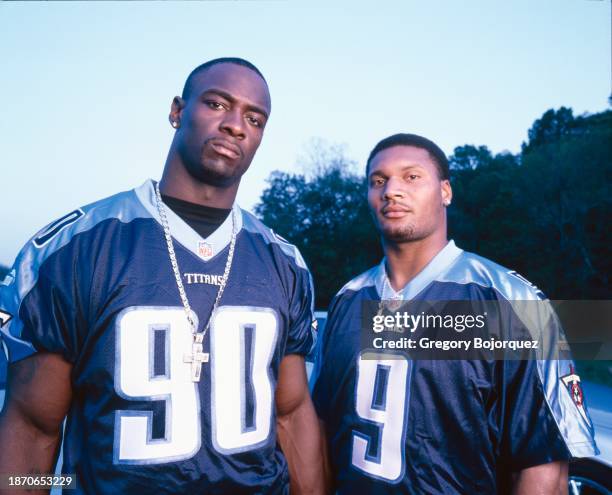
439,250,545,301
375,240,463,301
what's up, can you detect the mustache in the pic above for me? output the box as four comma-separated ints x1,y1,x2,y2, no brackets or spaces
205,138,243,158
381,201,412,213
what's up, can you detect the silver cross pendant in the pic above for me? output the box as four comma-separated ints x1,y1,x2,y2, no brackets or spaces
183,332,209,382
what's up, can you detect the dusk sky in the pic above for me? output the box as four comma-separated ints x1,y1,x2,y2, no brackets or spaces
1,0,609,266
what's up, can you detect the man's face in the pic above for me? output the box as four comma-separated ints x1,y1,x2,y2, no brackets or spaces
367,145,451,244
172,63,271,188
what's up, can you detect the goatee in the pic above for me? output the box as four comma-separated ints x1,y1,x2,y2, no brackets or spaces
381,224,418,243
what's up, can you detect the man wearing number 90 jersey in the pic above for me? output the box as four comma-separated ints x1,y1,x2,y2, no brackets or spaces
0,58,325,494
311,133,598,494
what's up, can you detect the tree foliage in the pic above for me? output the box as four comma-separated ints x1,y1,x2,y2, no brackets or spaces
518,110,611,298
450,109,610,299
522,106,576,153
448,148,529,273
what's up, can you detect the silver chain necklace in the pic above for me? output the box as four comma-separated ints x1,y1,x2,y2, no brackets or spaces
376,265,403,319
154,181,238,381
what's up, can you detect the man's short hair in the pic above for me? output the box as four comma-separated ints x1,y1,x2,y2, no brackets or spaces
181,57,267,100
366,133,450,181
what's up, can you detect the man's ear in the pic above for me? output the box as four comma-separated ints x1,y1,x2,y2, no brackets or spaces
441,179,452,206
168,96,185,128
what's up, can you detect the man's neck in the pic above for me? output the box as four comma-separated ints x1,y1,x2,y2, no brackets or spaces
383,232,448,292
160,156,239,209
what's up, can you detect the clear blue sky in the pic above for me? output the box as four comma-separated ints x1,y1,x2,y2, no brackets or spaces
1,0,609,266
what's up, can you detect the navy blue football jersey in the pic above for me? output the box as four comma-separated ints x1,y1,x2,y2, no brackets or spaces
0,180,315,494
311,241,598,494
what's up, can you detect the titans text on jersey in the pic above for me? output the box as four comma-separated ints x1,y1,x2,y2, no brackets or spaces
0,180,315,494
311,241,598,494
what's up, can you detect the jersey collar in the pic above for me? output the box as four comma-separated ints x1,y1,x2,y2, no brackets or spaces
376,240,463,301
134,179,243,263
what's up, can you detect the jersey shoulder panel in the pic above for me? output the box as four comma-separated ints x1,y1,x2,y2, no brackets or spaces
438,250,546,302
0,182,152,362
240,210,308,271
337,265,379,298
13,184,150,299
327,264,380,340
436,250,557,357
440,251,598,458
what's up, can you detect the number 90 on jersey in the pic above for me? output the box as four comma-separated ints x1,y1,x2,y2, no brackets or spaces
113,306,278,464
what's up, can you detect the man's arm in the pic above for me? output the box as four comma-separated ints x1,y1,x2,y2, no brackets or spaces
0,352,72,492
275,354,326,495
512,461,568,495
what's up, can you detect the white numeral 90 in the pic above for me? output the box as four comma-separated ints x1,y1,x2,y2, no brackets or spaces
114,306,278,464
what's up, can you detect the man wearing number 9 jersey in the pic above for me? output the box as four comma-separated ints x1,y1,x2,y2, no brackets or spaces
0,58,325,494
310,133,598,494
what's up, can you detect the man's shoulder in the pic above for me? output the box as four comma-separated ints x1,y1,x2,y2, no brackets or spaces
338,265,379,296
240,210,309,272
13,182,151,273
439,249,547,301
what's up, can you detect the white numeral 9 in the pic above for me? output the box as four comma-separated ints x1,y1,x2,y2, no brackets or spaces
352,354,408,482
115,307,200,464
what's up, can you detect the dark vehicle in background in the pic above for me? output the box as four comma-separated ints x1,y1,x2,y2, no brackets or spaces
570,380,612,494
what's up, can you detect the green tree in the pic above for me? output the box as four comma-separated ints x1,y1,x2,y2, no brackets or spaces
519,110,611,298
522,107,576,153
449,144,493,170
448,146,528,272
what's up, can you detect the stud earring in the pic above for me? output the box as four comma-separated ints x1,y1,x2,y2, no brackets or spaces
171,121,179,129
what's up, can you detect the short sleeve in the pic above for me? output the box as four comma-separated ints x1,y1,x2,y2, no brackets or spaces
0,265,37,363
0,226,89,365
500,299,599,469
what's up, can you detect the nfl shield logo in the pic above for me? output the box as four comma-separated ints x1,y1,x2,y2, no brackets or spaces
197,241,214,260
